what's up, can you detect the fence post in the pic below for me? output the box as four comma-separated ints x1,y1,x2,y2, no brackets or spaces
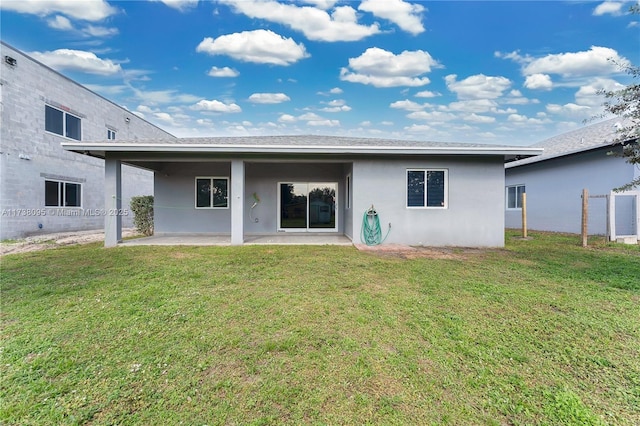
605,194,610,242
521,192,527,238
581,188,588,247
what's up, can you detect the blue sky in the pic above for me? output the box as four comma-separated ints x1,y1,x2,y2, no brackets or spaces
2,0,638,145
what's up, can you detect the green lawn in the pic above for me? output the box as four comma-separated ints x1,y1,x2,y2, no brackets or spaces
1,231,639,425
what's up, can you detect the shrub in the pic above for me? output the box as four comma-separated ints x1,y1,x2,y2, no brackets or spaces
130,195,154,236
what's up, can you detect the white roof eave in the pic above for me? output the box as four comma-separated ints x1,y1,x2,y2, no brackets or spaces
61,142,543,157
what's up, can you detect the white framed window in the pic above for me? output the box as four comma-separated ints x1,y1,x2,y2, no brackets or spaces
407,169,448,208
107,128,116,140
346,173,351,209
45,179,82,207
195,177,229,209
506,185,525,210
45,104,82,140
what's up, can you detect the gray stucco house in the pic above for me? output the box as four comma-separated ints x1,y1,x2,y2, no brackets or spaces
0,42,175,240
62,136,540,247
505,118,639,240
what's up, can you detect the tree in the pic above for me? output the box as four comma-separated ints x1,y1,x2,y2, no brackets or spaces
597,4,640,190
598,60,640,191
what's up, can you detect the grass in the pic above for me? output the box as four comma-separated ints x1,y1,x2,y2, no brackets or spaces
1,230,639,425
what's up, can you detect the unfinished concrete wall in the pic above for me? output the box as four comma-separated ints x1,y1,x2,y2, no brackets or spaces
0,42,173,239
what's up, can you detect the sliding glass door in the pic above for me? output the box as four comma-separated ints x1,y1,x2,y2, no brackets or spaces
279,182,337,231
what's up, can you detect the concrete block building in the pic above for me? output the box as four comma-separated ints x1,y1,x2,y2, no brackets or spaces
0,42,175,240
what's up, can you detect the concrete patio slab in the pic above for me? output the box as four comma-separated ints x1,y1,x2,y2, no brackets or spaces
245,234,352,245
119,234,353,246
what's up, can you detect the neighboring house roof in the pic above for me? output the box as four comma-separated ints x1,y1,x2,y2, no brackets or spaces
506,117,631,168
62,135,542,161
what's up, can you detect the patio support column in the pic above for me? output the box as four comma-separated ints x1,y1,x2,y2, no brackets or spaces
231,159,244,245
105,154,122,247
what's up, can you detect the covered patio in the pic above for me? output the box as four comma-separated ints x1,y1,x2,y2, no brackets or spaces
62,135,541,248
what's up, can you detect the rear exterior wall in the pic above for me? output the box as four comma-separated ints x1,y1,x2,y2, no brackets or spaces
351,156,506,247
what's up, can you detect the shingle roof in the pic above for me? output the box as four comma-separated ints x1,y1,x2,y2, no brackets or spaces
64,134,543,161
506,117,631,168
90,134,499,148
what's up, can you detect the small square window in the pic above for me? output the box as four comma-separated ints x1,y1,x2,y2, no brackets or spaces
65,114,81,140
45,104,82,140
195,177,229,209
107,129,116,140
506,185,525,210
45,180,61,207
45,105,64,136
45,180,81,207
407,169,448,208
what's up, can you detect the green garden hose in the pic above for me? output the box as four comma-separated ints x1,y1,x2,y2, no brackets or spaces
360,205,391,246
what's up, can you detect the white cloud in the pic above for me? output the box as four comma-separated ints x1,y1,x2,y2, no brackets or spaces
248,93,291,104
154,112,177,125
445,74,512,100
299,112,323,121
503,89,539,105
415,90,440,98
45,14,118,37
29,49,122,75
307,119,340,127
405,124,434,133
137,105,155,114
207,66,239,77
191,99,242,113
523,46,628,77
524,73,553,90
278,114,297,123
320,99,351,112
321,105,351,113
340,47,438,88
298,0,338,9
507,114,549,125
155,0,199,12
1,0,118,21
593,1,625,16
545,103,591,118
574,77,625,106
358,0,425,35
407,111,456,122
131,88,200,105
276,111,339,126
317,87,345,96
219,0,379,42
196,29,309,66
494,50,524,62
47,15,72,30
196,118,214,126
390,99,424,111
83,24,119,37
445,99,499,113
84,83,128,96
463,113,496,124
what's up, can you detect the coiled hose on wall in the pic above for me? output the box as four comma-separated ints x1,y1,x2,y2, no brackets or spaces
360,205,390,246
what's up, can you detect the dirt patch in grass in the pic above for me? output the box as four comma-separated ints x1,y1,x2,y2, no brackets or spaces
0,228,141,256
355,243,496,260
